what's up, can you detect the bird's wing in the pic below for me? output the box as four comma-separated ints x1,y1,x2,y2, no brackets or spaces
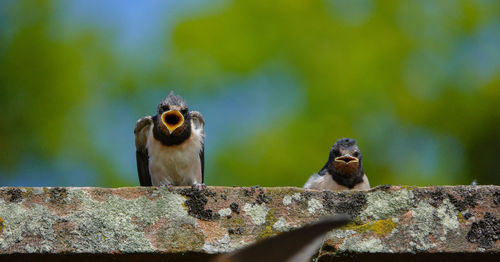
214,215,351,262
190,111,205,183
134,116,153,186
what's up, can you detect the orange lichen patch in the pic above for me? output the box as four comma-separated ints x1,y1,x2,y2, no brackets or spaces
197,220,227,243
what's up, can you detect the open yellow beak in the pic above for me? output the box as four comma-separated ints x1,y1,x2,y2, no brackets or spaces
161,110,184,134
334,156,359,164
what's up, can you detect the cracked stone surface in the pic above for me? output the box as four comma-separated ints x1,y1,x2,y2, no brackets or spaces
0,185,498,260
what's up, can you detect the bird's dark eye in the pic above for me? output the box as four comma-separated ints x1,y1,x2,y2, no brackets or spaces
162,105,170,111
333,150,340,156
181,108,188,114
353,151,360,157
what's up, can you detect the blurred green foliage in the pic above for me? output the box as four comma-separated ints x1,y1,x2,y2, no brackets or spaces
0,0,499,187
171,0,500,186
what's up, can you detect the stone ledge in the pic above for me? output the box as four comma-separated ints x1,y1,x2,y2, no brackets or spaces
0,186,498,261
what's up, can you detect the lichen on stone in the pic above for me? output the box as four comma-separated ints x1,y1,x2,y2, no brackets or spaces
292,193,302,202
409,198,459,251
61,188,199,253
327,229,356,239
218,208,232,217
307,198,323,214
202,234,236,254
243,203,269,225
0,198,59,252
436,199,460,234
282,195,292,206
361,189,413,220
345,218,397,236
339,237,385,253
272,217,291,232
0,186,498,256
0,217,4,233
258,225,275,239
257,208,280,239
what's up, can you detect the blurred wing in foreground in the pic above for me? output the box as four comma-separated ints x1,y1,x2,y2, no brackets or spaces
214,214,351,262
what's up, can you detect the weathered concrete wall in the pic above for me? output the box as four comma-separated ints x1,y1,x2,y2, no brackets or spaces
0,186,498,261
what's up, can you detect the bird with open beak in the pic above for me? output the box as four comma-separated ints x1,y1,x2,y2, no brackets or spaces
134,91,205,186
304,138,370,190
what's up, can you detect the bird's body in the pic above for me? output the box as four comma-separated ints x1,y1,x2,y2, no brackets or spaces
145,118,204,185
134,92,205,186
304,138,370,191
304,171,370,191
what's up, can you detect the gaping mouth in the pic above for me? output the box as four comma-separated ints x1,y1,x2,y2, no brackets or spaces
161,110,184,134
334,156,359,163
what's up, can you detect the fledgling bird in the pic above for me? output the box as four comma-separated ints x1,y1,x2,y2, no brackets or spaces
304,138,370,190
213,214,351,262
134,91,205,186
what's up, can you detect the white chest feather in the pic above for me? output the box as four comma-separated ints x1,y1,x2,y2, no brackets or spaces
146,123,204,186
304,172,370,191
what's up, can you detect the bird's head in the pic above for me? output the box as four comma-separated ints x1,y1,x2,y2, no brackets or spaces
156,91,191,135
327,138,363,177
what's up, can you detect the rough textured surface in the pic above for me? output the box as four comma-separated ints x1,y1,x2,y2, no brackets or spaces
0,186,498,261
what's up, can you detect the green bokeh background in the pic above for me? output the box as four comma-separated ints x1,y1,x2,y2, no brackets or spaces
1,0,499,187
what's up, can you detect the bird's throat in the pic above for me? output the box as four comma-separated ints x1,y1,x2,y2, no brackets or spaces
328,165,364,189
153,116,191,146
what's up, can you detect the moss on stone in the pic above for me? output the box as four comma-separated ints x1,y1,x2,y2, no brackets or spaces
399,185,419,190
0,217,5,232
258,225,275,239
458,212,465,224
266,208,278,224
21,188,32,198
220,214,245,230
257,208,279,240
232,216,244,226
342,218,397,236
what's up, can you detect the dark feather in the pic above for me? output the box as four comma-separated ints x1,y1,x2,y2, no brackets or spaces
221,215,350,262
157,91,187,112
200,143,205,183
134,116,153,186
136,150,152,186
